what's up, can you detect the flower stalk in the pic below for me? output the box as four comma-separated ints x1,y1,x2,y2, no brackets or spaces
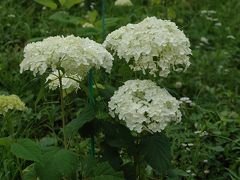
58,69,67,149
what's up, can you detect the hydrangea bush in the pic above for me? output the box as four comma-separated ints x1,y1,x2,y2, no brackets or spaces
5,16,192,179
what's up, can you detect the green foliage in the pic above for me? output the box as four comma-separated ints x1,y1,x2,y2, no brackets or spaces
35,148,79,180
80,156,124,179
34,0,57,9
10,138,42,162
0,137,12,146
65,105,95,138
34,0,83,9
140,133,171,174
59,0,83,9
49,11,84,25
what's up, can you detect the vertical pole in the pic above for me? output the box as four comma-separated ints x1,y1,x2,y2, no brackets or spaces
101,0,106,41
88,69,95,157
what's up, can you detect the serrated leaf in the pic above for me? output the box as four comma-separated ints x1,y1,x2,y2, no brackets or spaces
10,138,42,162
34,0,57,9
65,106,95,138
35,148,78,180
139,133,171,174
49,11,84,25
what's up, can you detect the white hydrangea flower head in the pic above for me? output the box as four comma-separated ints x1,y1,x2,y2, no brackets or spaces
114,0,133,6
0,95,27,115
104,17,191,77
108,79,182,133
20,35,113,79
46,70,81,90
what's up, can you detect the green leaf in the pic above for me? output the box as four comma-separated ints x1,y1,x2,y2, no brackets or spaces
34,0,57,9
80,157,124,179
167,7,176,19
61,0,83,9
101,143,123,170
87,10,98,23
35,148,79,180
171,168,190,177
10,138,42,162
92,162,124,180
208,146,225,152
102,122,135,152
0,136,13,146
65,105,95,138
58,0,65,6
39,137,57,147
49,11,84,25
139,133,171,174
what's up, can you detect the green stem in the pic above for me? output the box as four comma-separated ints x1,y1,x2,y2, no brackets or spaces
5,114,14,139
134,137,140,180
58,70,67,148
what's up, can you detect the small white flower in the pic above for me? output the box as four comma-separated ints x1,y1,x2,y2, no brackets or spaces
114,0,133,6
108,79,182,133
204,169,210,174
203,159,208,163
227,35,235,39
175,82,182,89
215,22,222,26
200,37,209,44
104,17,191,77
8,14,16,18
186,170,191,173
82,22,94,28
180,97,193,106
181,143,187,147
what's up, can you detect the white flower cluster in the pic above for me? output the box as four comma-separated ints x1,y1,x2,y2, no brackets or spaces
108,80,181,133
103,17,191,77
114,0,133,6
20,35,113,89
0,95,27,115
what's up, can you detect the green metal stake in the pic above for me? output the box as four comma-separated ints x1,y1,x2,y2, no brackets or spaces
88,69,95,157
101,0,106,40
88,0,106,158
